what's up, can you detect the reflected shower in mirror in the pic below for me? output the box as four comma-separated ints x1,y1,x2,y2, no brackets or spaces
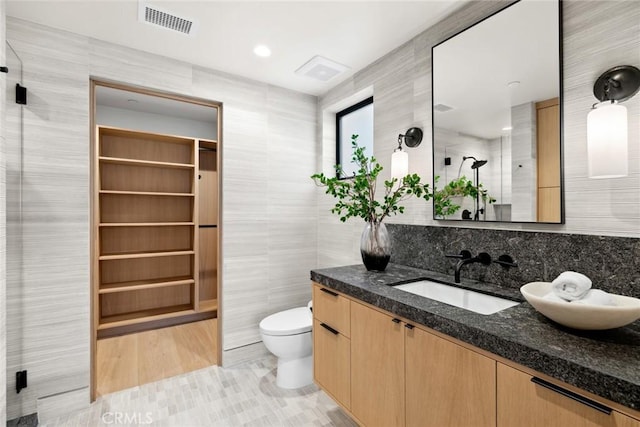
432,0,563,223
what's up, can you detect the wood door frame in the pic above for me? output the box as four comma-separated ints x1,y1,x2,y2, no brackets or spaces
89,78,223,401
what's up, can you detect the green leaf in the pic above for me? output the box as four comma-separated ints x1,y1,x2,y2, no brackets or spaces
312,134,433,223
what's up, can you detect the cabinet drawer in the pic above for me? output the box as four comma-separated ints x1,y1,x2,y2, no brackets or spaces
497,363,639,427
313,283,350,337
313,318,351,410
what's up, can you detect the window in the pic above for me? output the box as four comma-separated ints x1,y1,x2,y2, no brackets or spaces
336,97,374,179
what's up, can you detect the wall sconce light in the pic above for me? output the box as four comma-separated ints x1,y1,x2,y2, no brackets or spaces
587,65,640,179
391,127,423,182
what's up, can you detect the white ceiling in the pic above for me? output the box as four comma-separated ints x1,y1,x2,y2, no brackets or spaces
7,0,469,96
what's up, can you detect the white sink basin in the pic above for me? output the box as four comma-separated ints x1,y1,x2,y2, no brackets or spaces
395,280,519,315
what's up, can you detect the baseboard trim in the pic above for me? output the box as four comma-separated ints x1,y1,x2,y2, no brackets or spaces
222,341,268,368
36,386,89,424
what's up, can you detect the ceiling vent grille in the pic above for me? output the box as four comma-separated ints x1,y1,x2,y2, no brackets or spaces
138,2,196,35
295,56,349,82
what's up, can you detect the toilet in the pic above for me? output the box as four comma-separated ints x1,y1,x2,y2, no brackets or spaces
259,303,313,389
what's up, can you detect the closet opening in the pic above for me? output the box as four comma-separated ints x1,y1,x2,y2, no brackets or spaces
90,80,222,400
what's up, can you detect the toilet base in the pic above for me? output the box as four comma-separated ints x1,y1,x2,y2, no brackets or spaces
275,355,313,389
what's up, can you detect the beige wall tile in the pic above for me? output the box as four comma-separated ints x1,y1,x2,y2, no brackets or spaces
317,0,640,272
5,16,318,418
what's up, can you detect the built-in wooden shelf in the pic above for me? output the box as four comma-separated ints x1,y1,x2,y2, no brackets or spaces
98,305,195,330
99,156,195,170
95,124,219,339
199,299,218,313
99,222,195,227
99,277,195,294
99,250,195,261
198,139,217,150
99,190,195,197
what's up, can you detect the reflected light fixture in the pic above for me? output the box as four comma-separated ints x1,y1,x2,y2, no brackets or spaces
391,127,423,182
587,65,640,179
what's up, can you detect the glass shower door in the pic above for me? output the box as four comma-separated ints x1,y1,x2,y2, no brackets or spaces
5,41,27,421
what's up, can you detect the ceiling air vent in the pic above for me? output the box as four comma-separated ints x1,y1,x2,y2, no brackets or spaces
434,103,454,112
295,56,349,82
138,2,196,35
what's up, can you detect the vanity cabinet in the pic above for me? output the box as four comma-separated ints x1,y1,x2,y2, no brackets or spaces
350,299,495,427
312,282,640,427
351,301,405,426
312,285,351,409
312,283,496,427
406,325,496,427
497,363,640,427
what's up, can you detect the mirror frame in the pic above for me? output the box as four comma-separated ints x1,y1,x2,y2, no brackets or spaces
431,0,564,224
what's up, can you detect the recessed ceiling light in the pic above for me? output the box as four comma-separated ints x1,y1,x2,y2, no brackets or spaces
507,81,520,88
502,126,512,131
254,45,271,58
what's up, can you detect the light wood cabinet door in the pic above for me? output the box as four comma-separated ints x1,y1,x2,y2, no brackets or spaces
406,326,496,427
537,187,561,223
497,363,640,427
313,319,350,409
536,99,560,188
313,284,351,337
350,302,405,427
536,98,561,222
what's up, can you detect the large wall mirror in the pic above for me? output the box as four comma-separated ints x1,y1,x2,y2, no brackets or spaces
432,0,563,223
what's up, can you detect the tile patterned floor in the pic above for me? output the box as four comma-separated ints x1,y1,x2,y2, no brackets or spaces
41,356,357,427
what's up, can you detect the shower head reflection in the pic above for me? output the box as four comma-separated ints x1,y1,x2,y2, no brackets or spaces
462,156,488,169
471,159,487,169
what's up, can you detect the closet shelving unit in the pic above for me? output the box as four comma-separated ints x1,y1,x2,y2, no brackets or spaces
94,126,218,337
197,138,219,316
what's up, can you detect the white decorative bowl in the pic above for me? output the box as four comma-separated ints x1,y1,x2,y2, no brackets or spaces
520,282,640,330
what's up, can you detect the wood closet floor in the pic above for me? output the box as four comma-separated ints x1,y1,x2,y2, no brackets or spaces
96,318,217,396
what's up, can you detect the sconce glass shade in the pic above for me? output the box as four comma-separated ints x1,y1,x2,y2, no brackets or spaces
391,149,409,182
587,102,628,179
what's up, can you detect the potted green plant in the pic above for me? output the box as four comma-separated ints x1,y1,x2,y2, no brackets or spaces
433,176,496,219
312,135,432,271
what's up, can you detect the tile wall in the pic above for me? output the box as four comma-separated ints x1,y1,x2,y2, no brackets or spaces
316,0,640,268
4,17,316,419
389,224,640,298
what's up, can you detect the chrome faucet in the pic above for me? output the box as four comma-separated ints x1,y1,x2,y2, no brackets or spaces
445,250,492,283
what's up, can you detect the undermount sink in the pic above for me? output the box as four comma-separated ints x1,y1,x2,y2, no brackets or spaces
394,280,520,315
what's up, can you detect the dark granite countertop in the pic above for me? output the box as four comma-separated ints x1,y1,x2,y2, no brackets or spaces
310,263,640,411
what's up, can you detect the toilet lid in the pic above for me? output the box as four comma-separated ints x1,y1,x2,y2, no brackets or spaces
260,307,312,336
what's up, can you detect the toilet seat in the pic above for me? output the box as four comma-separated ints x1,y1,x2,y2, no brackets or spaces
259,307,312,336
